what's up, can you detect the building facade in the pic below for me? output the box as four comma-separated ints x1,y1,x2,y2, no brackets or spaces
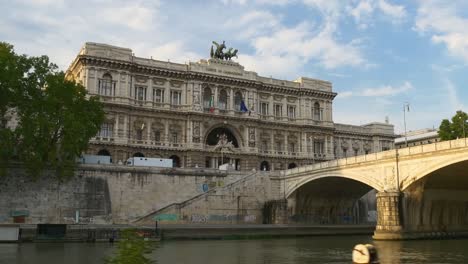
66,42,395,171
395,128,440,149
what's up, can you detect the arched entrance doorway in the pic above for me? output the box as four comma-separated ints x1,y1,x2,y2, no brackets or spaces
205,126,240,169
170,155,181,168
288,163,297,169
260,161,270,171
206,127,239,147
133,152,145,157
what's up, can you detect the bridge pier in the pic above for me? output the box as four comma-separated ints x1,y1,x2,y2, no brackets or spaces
373,191,404,240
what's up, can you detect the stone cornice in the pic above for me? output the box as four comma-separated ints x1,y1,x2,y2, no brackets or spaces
75,55,337,99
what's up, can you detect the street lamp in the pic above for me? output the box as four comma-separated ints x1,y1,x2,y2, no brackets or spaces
403,102,410,147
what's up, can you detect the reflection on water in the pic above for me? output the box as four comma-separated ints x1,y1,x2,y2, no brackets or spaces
1,236,468,264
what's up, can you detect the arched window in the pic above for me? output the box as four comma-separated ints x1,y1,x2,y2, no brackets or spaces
313,102,321,120
170,155,181,168
234,91,243,111
203,87,212,109
218,89,228,110
260,161,270,171
99,73,115,96
133,152,145,157
288,163,297,169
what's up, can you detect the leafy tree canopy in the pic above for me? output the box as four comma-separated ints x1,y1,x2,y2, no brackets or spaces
0,42,104,179
438,110,468,141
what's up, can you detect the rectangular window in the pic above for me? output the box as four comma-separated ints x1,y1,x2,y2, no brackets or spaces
276,141,282,152
153,89,164,103
287,105,296,119
134,86,147,101
274,104,282,117
171,132,178,143
154,130,161,142
314,141,324,154
99,123,113,138
98,79,115,96
260,102,269,115
288,143,295,153
136,129,143,140
171,91,181,105
261,140,268,152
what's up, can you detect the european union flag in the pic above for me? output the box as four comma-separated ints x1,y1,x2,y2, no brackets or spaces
240,100,248,112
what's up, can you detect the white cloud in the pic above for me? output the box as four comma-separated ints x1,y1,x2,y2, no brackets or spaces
224,10,280,39
349,0,374,28
250,22,365,69
377,0,406,21
415,1,468,62
339,81,413,97
101,4,155,31
144,41,202,63
362,81,412,96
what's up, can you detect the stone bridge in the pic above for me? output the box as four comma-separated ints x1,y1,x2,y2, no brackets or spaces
278,138,468,239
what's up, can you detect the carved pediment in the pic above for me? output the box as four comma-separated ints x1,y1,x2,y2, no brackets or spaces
287,97,297,103
153,78,166,86
259,93,270,100
352,141,360,150
341,141,349,150
170,80,184,88
274,95,283,101
135,75,148,83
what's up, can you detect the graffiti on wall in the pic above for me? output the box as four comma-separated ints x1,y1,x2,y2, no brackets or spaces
154,214,178,221
198,181,225,193
189,214,257,223
190,214,207,223
63,216,95,224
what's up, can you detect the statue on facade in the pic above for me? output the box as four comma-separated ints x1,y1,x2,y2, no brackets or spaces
210,41,238,61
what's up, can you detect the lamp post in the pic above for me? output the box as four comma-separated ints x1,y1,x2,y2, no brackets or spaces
403,103,410,147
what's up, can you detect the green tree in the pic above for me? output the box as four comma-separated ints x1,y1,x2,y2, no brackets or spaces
438,110,468,141
0,42,104,179
105,229,155,264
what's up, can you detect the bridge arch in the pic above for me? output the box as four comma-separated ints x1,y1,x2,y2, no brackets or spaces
286,171,382,198
401,155,468,191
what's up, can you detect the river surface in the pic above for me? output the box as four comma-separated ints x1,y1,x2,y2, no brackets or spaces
1,236,468,264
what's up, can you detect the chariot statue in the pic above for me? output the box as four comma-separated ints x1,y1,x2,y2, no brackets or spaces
210,41,238,61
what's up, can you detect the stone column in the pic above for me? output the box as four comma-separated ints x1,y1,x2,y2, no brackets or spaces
373,191,404,240
214,86,218,110
164,120,169,145
114,114,119,139
229,88,234,111
146,120,151,142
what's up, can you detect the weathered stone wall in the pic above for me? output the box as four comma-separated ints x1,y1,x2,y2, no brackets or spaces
135,171,277,225
0,165,258,224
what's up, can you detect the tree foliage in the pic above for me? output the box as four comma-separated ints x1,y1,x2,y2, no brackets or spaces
438,110,468,141
0,42,104,179
105,229,155,264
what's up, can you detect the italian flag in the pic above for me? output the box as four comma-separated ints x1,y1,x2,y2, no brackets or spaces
209,95,215,113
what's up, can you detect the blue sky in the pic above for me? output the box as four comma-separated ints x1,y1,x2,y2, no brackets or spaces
1,0,467,134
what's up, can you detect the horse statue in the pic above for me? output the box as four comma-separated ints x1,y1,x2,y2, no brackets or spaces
224,48,238,60
211,41,226,60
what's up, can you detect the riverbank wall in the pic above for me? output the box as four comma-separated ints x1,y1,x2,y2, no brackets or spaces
0,165,280,225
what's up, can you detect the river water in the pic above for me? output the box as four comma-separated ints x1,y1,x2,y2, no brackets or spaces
1,236,468,264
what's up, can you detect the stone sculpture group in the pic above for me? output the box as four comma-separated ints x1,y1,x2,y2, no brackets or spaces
210,41,238,61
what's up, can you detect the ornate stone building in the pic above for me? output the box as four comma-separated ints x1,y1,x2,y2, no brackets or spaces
66,42,395,170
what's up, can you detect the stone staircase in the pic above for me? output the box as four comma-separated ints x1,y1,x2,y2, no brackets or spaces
133,170,269,225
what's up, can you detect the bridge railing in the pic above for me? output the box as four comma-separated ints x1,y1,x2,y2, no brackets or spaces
283,137,468,176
